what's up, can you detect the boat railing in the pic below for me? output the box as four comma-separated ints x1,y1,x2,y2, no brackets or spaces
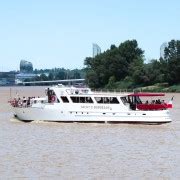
92,89,135,94
9,97,48,108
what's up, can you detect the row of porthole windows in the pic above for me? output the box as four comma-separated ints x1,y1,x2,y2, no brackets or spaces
68,112,147,116
69,112,117,115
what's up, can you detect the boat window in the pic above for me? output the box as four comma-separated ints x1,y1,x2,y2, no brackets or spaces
134,96,142,104
70,96,93,103
61,96,69,103
128,96,133,104
110,97,119,104
86,97,93,103
95,97,119,104
126,96,142,105
80,97,86,103
81,89,89,94
121,97,128,104
71,97,79,103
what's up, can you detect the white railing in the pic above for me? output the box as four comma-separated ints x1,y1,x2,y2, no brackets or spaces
91,89,136,94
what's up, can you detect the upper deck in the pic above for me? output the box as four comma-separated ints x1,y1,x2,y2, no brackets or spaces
49,84,129,97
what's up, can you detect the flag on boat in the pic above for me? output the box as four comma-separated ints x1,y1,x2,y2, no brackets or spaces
167,96,174,108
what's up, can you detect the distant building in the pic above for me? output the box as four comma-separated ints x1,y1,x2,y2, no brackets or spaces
15,73,36,84
93,43,101,58
20,60,33,73
160,42,168,59
0,78,8,85
0,71,16,86
15,60,36,84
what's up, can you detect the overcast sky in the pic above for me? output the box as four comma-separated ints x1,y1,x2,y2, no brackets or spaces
0,0,179,71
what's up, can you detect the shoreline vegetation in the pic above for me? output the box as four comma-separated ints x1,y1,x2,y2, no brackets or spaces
92,83,180,93
123,83,180,93
137,84,180,93
84,39,180,93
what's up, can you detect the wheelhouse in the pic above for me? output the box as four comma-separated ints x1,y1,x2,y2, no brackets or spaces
125,93,171,110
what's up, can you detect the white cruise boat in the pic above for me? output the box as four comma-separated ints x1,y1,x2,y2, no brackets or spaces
10,84,173,123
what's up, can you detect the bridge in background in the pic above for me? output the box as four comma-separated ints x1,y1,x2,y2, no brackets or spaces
21,79,85,86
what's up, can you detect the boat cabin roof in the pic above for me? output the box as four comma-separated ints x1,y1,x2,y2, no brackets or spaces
128,93,165,97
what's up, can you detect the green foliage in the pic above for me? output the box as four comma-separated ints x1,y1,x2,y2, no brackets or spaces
115,80,133,89
105,76,116,89
55,71,66,80
85,70,99,88
31,68,84,81
85,40,144,88
48,72,54,80
135,83,180,92
84,39,180,90
164,84,180,92
164,40,180,84
39,74,49,81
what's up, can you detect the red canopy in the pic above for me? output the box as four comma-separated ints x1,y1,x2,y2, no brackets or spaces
128,93,165,97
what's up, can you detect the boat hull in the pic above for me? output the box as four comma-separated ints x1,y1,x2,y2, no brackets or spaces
13,106,171,123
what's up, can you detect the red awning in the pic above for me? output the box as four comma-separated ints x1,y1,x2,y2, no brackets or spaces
137,104,167,110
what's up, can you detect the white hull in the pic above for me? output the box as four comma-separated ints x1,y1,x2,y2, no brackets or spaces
11,85,172,124
14,105,171,123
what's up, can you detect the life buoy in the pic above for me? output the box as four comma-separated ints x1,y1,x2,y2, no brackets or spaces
51,95,56,102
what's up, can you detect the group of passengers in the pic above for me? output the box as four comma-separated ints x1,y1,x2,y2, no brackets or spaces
10,96,37,107
145,99,165,105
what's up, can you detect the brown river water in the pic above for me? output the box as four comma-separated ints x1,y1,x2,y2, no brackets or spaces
0,86,180,179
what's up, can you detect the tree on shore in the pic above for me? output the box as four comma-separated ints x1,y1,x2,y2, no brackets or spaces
164,40,180,84
84,40,144,88
84,39,180,89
